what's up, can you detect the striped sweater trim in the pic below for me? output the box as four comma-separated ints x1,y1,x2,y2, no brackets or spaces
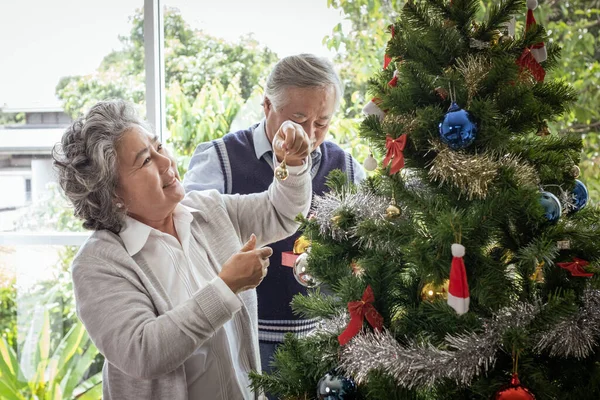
258,318,320,326
212,138,233,194
258,324,318,332
259,330,315,343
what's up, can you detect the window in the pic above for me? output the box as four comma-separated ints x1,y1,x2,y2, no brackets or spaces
0,1,148,397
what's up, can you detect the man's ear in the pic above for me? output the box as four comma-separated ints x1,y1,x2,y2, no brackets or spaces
263,97,272,115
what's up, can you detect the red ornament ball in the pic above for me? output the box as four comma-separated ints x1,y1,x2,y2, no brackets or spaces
494,374,535,400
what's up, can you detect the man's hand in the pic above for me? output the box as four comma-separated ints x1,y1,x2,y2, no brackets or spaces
273,121,313,167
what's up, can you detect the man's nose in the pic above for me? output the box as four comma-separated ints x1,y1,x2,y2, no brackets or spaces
303,123,315,139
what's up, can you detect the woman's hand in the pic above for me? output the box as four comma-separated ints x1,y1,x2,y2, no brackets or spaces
219,234,273,293
273,121,312,167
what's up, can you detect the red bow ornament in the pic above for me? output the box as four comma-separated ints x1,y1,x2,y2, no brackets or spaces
383,134,407,175
338,285,384,346
557,257,593,277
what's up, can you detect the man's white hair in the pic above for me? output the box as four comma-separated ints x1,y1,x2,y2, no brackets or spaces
264,53,343,111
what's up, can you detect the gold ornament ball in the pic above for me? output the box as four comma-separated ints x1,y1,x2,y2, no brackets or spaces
421,280,449,301
499,34,513,43
275,163,289,181
571,165,581,179
331,215,342,226
386,204,401,219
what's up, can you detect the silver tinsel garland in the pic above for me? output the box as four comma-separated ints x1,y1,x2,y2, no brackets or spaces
331,290,600,387
535,289,600,359
338,302,539,388
312,189,391,240
307,312,349,338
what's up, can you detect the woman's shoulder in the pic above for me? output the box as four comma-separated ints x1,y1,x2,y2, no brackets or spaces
73,230,128,269
180,189,227,213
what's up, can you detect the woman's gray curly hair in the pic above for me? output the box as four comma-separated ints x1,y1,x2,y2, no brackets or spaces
53,100,149,233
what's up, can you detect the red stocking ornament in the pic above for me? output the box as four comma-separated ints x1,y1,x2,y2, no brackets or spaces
447,244,470,315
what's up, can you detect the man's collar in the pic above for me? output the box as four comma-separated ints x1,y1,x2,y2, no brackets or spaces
253,119,273,160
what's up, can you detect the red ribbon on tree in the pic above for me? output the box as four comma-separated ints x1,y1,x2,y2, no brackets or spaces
557,257,593,277
517,48,546,82
382,134,407,175
338,285,383,346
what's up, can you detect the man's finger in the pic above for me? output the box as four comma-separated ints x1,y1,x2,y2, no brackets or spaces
240,234,257,252
285,126,296,152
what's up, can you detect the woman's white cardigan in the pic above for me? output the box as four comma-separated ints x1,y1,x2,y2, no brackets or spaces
71,169,311,400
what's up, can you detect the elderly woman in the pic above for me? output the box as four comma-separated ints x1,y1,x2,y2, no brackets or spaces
53,99,312,400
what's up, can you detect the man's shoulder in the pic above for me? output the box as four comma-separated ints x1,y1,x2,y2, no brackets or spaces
221,124,258,144
321,140,353,159
321,139,344,151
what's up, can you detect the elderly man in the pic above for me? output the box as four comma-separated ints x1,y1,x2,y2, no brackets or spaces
183,54,365,378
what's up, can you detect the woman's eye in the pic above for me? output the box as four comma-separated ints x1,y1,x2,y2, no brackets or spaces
142,157,151,166
157,144,163,151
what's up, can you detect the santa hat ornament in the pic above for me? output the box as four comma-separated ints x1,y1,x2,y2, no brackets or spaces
362,98,386,122
447,244,470,315
362,70,400,121
526,0,547,63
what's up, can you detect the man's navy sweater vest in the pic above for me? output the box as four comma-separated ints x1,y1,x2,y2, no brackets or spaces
215,126,353,342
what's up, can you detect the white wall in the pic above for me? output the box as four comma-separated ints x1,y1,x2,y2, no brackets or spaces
31,158,54,202
0,175,27,209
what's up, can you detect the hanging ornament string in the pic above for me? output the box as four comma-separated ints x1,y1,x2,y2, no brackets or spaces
383,134,408,175
513,346,519,376
494,347,536,399
338,285,384,346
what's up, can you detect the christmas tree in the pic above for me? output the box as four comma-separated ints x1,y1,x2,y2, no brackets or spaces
251,0,600,399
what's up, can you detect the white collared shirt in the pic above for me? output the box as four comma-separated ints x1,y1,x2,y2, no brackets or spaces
119,204,252,399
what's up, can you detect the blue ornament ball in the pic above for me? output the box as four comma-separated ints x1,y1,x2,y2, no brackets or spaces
438,102,478,150
571,179,589,213
316,371,357,400
540,191,562,223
